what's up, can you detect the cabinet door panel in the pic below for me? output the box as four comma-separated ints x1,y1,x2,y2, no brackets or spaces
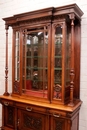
50,116,66,130
3,105,15,129
18,109,48,130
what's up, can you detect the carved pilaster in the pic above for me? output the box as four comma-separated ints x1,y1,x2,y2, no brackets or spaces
68,13,75,106
3,24,9,96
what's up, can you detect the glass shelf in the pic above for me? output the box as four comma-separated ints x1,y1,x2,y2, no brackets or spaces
54,68,62,70
26,67,48,70
26,44,48,46
26,78,48,82
55,56,62,58
26,56,48,58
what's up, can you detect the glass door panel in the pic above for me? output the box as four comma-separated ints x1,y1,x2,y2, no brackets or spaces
54,25,62,99
22,28,48,98
65,27,71,88
15,31,20,81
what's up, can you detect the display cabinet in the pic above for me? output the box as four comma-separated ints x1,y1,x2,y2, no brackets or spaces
0,3,83,130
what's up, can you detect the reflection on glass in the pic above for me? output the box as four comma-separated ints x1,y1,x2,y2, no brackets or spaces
15,31,20,81
54,25,62,99
22,28,48,98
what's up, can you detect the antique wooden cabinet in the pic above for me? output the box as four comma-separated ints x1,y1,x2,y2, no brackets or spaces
0,4,83,130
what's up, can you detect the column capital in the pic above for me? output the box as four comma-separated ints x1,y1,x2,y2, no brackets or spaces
69,13,75,20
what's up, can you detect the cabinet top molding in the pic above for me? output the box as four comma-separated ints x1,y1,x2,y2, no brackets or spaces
3,3,83,26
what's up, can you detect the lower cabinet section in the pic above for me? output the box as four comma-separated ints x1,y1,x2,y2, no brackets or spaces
0,98,81,130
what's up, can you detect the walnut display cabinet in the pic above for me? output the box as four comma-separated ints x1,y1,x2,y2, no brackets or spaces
0,4,83,130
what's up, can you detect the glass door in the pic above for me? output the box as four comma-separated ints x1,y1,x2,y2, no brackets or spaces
51,22,71,104
13,31,20,94
51,24,63,101
22,26,49,99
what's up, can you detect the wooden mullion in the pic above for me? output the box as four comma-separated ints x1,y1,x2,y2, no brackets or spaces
47,24,51,101
25,29,27,90
12,29,15,94
61,21,66,103
19,29,23,95
51,23,55,102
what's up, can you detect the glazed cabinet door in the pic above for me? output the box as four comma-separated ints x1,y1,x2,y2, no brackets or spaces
17,109,48,130
12,25,51,102
51,21,71,104
1,101,16,130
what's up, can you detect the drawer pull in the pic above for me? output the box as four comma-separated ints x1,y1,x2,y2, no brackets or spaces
4,102,9,106
53,114,61,118
26,107,32,111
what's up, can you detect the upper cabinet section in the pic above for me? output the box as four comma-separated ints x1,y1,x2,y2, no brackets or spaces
3,4,83,105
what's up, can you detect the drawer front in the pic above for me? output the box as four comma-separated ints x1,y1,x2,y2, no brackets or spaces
49,109,67,118
1,99,14,106
16,102,47,114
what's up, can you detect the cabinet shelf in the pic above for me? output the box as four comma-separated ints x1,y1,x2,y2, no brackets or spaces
26,67,48,70
27,44,48,46
54,68,62,70
55,56,62,58
26,77,47,81
26,56,48,58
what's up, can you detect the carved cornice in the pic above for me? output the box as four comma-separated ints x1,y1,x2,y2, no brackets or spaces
12,16,52,28
3,4,83,27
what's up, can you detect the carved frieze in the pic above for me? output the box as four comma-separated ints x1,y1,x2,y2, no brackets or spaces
13,16,52,28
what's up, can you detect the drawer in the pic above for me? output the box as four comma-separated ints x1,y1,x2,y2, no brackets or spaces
49,109,67,118
1,99,14,106
16,102,47,114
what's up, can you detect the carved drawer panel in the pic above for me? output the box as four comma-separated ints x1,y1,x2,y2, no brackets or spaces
16,102,47,114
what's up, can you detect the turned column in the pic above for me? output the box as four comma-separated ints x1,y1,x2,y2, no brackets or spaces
68,13,75,106
3,24,9,96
